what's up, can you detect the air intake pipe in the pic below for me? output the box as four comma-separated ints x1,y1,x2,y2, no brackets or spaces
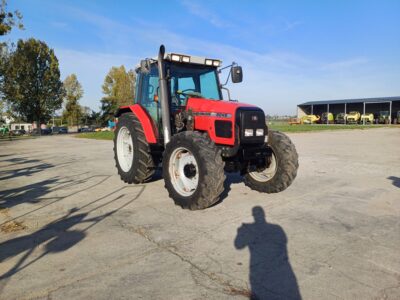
157,45,171,146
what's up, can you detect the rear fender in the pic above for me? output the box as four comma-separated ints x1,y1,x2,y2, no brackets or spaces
115,105,158,144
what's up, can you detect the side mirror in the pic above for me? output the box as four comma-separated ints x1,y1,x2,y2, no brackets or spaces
140,59,151,73
231,66,243,83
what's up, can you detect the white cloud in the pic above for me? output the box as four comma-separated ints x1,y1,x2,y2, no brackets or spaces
180,0,232,28
321,57,369,71
51,22,69,29
283,20,303,31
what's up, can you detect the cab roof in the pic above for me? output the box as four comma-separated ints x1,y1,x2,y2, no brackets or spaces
135,53,222,70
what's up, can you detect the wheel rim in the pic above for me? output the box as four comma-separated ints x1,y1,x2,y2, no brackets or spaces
117,126,133,172
169,147,199,196
249,153,277,182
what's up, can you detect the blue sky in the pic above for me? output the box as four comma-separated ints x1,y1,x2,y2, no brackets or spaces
4,0,400,114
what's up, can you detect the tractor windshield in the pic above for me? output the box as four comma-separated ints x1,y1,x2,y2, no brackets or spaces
167,63,222,106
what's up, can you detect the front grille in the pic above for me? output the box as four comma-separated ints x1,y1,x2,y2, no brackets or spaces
237,108,266,144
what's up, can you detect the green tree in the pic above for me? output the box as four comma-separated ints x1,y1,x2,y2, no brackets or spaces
62,74,83,126
0,98,4,122
100,65,135,123
88,110,101,126
80,105,91,125
0,0,23,36
2,38,64,125
0,0,23,101
0,47,7,99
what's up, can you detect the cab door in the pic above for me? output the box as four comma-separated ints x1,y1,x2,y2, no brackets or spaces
137,65,161,133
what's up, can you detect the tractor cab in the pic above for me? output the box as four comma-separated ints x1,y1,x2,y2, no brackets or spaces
135,52,243,140
135,54,225,133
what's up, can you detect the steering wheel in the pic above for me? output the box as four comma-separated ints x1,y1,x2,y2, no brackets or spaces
177,89,203,98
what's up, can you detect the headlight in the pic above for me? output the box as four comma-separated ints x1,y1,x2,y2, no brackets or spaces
256,129,264,136
244,129,253,137
171,54,180,61
182,56,190,63
205,59,213,65
213,60,220,67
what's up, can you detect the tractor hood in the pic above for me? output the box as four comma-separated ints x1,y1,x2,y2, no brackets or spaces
186,98,264,146
186,98,258,116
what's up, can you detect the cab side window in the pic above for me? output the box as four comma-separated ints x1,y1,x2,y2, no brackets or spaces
138,65,160,124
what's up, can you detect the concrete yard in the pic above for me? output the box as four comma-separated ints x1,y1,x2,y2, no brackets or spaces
0,128,399,299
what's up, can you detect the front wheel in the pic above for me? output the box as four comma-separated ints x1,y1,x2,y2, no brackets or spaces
244,130,298,193
162,131,225,210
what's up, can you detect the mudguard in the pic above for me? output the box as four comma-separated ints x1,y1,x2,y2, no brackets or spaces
115,105,158,144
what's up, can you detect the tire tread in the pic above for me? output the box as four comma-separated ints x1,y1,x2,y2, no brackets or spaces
244,130,298,193
113,113,155,184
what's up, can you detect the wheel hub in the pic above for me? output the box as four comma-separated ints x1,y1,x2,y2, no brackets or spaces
169,147,199,196
249,152,277,182
116,126,134,172
183,164,197,178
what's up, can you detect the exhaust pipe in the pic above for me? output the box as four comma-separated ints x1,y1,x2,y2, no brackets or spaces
157,45,171,146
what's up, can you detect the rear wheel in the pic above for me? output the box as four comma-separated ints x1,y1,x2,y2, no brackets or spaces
244,130,298,193
114,113,155,183
162,131,225,210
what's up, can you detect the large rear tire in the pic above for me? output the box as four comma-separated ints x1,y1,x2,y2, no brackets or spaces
114,113,155,184
244,130,298,193
162,131,225,210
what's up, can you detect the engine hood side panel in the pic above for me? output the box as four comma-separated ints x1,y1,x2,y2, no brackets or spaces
186,98,261,146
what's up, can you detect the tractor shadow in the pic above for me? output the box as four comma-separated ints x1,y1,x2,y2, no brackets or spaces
388,176,400,188
0,162,54,181
234,206,301,299
0,157,42,168
0,173,110,212
216,172,244,204
0,156,79,181
149,168,163,182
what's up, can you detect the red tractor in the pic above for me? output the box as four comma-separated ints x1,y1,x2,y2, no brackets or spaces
114,45,298,210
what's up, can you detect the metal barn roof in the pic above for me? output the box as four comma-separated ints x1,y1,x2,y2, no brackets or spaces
299,96,400,106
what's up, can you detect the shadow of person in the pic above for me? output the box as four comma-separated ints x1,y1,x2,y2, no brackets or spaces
388,176,400,188
234,206,301,300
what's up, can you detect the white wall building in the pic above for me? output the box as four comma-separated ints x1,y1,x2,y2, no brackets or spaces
11,123,33,132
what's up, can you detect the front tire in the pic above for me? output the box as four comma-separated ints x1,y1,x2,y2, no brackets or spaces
114,113,155,184
162,131,225,210
244,130,298,193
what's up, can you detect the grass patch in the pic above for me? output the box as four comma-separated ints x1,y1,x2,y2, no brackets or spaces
0,220,27,233
76,131,114,140
268,123,389,132
75,124,394,141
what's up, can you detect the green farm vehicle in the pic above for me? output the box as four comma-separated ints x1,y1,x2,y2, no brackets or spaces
335,113,346,124
393,111,400,124
0,124,10,136
377,111,391,124
321,112,334,124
